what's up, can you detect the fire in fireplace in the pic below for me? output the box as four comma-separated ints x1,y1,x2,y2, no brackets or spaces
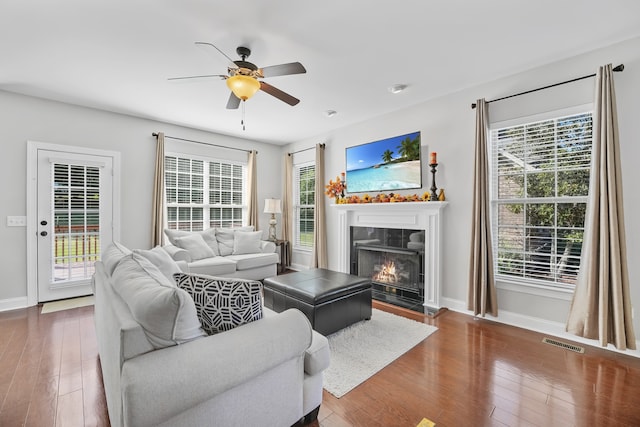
358,246,421,291
373,260,401,284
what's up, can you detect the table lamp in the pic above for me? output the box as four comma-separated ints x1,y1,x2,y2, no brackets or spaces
263,198,282,241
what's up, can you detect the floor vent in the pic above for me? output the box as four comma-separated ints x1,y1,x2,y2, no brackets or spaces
542,337,585,353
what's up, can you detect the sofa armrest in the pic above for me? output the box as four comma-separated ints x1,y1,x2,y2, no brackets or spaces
120,309,312,427
305,331,330,376
162,245,191,263
175,260,189,272
260,240,276,253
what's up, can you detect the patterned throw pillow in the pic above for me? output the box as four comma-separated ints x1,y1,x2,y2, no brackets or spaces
174,273,263,335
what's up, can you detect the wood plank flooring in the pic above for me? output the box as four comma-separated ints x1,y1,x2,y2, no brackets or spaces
1,301,640,426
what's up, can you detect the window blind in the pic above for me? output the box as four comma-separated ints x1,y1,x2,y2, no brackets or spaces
491,111,592,288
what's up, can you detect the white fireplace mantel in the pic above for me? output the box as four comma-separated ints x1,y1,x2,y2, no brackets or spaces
333,201,448,309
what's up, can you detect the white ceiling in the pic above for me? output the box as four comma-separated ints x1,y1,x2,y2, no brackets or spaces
2,1,640,145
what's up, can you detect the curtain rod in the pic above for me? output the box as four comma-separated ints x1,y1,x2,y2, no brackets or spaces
152,133,253,153
471,64,624,109
288,143,325,156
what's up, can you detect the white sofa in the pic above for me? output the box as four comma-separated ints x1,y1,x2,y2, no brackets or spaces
163,226,279,280
94,242,330,427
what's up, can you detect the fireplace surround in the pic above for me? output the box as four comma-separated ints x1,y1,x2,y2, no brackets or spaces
334,202,447,311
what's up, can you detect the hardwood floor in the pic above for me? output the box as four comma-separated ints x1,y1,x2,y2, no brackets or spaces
1,302,640,427
0,304,108,427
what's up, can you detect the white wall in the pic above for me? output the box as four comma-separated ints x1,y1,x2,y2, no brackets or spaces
0,91,281,308
286,36,640,355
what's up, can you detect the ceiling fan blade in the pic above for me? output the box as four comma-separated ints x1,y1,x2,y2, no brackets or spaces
226,92,241,109
167,74,227,81
195,41,236,65
260,82,300,106
259,62,306,78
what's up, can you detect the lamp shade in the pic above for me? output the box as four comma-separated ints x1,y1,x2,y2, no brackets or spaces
264,198,282,214
226,75,261,101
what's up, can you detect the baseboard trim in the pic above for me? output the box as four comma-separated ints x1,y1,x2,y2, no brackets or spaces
440,296,640,359
0,296,29,313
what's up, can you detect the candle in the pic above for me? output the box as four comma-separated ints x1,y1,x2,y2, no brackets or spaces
430,152,437,165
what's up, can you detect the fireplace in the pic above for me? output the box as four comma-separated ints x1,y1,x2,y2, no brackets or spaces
359,247,421,290
333,201,447,311
351,226,425,310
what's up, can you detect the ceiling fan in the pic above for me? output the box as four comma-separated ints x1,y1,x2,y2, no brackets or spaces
169,42,306,109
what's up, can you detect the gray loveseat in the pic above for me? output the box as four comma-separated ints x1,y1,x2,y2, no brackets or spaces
93,242,330,427
163,226,279,280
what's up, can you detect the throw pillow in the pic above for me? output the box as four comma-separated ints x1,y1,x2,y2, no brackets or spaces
112,254,205,348
199,228,220,256
216,226,254,256
133,246,182,283
164,228,220,256
175,233,216,260
164,228,190,246
102,241,132,275
174,273,263,335
233,231,263,255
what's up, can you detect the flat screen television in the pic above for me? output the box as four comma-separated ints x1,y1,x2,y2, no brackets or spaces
345,131,422,193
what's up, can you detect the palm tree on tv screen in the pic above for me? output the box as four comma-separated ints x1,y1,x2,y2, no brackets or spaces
397,135,420,161
381,149,394,163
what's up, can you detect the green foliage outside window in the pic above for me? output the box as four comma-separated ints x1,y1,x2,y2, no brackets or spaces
296,164,315,248
493,112,592,287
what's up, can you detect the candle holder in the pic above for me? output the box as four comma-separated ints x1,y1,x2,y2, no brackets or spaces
429,163,438,201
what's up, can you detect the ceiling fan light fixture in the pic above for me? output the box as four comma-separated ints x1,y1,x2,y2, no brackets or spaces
226,75,260,100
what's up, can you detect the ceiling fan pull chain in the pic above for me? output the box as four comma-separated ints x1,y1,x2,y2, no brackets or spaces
241,101,246,131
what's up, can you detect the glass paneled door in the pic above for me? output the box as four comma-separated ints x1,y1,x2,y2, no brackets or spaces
37,150,113,302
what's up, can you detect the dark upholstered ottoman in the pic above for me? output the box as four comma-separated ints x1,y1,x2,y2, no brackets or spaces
263,268,372,336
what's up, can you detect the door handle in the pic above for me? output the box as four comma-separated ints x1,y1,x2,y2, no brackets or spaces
40,220,48,226
40,231,48,236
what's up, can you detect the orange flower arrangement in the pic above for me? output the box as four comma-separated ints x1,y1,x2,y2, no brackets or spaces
325,172,346,201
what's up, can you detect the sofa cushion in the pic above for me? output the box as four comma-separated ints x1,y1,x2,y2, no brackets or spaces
226,252,279,271
164,228,220,255
174,273,263,335
102,241,132,275
133,246,182,282
175,233,216,260
233,230,263,255
187,256,237,276
112,254,205,348
215,226,254,256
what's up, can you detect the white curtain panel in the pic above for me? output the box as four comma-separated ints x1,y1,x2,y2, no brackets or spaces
566,64,636,350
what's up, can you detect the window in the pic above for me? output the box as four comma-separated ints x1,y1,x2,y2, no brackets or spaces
294,163,315,249
165,155,245,230
491,111,592,288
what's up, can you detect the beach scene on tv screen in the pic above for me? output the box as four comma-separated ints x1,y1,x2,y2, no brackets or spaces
346,131,422,193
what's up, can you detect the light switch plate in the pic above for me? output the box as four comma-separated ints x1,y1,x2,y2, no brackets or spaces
7,216,27,227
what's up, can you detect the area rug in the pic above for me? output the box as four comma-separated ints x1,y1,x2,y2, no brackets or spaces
41,295,95,314
323,308,438,398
